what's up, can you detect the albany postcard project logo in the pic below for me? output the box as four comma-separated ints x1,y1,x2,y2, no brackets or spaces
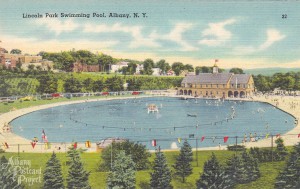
1,156,42,186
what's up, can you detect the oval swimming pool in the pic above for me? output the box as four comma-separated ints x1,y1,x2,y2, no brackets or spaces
10,97,295,149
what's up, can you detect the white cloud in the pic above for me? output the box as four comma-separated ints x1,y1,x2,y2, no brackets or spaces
150,23,198,51
165,23,198,51
233,28,286,55
0,32,118,53
199,18,237,46
259,29,286,50
83,23,160,48
35,18,79,35
83,22,198,51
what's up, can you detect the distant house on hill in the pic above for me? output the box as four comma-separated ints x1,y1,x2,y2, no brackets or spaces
178,63,255,98
0,52,53,70
110,61,129,73
151,68,161,76
166,69,175,76
135,64,144,74
179,70,195,77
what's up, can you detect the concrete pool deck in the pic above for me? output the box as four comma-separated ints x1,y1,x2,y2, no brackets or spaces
0,95,299,152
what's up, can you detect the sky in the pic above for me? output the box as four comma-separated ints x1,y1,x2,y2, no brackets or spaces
0,0,300,69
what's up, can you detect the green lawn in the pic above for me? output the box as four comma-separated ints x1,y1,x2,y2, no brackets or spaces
0,94,141,114
1,150,285,189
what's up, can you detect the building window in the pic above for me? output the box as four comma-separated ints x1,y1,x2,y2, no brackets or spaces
223,84,225,88
211,84,212,88
231,84,234,88
200,84,202,88
216,84,219,88
206,84,208,88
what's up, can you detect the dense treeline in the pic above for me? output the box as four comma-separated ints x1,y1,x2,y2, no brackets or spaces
253,72,300,92
40,50,226,76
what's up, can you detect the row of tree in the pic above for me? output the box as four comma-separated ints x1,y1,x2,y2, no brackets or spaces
100,140,193,188
37,74,182,94
44,147,91,189
197,137,289,188
0,146,90,189
0,72,182,96
197,151,260,189
1,139,296,188
253,72,300,92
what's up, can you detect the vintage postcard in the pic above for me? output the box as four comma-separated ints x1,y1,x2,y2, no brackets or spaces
0,0,300,188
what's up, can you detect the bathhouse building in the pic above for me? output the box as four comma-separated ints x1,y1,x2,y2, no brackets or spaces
178,64,255,98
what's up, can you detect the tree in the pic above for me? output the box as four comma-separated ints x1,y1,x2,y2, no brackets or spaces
37,74,58,94
0,156,24,189
184,64,194,72
15,62,23,73
225,154,244,188
229,68,244,74
241,150,260,182
27,64,35,74
173,140,193,183
126,77,142,91
171,62,185,76
275,137,288,161
92,79,104,92
43,152,64,189
196,153,230,189
253,75,272,92
156,59,171,74
98,54,114,72
195,66,212,74
105,76,124,91
61,52,75,72
99,141,150,171
127,62,137,75
107,151,136,189
67,147,91,189
142,59,154,75
150,149,173,189
293,142,300,155
82,78,94,92
275,151,300,188
0,79,14,96
10,49,22,54
64,76,82,93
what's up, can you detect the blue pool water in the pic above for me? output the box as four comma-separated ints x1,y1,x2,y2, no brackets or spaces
10,97,295,149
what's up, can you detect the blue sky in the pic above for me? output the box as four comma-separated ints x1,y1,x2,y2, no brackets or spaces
0,0,299,69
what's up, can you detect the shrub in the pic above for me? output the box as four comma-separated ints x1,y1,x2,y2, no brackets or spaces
227,145,245,151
